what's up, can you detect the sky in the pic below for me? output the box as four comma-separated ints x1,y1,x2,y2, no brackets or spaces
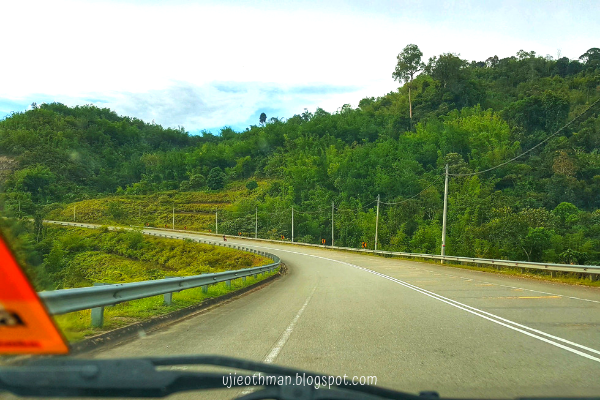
1,0,599,134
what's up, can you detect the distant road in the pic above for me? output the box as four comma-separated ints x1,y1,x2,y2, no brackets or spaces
50,224,600,398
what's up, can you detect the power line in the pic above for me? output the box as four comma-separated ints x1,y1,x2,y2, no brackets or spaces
294,209,325,215
448,97,600,177
334,198,379,213
381,176,444,205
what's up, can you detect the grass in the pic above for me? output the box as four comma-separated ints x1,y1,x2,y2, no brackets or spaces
45,181,276,232
53,269,278,342
33,224,278,342
35,225,271,290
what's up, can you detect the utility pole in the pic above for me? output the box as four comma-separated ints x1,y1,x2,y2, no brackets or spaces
331,201,334,247
255,207,258,239
375,194,380,250
73,205,76,222
172,206,175,230
215,209,218,235
291,207,294,243
441,164,449,262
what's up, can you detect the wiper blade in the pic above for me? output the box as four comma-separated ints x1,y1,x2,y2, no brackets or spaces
0,355,425,400
0,357,227,398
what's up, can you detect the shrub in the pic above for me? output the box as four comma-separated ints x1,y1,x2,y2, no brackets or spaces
246,180,258,191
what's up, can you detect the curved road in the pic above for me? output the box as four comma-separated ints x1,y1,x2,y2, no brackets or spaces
72,228,600,399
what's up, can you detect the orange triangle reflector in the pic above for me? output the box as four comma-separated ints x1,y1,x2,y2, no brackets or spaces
0,233,69,354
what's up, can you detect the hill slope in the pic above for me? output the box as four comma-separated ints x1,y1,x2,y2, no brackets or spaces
1,48,600,265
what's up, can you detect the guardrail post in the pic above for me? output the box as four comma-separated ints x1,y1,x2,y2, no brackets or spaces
163,292,173,305
163,276,176,305
242,276,246,283
226,280,231,288
591,274,598,282
91,283,106,328
202,285,208,294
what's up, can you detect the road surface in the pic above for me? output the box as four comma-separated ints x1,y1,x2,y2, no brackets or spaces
90,229,600,398
3,226,600,399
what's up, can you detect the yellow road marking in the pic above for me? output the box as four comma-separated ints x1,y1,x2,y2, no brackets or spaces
484,295,562,299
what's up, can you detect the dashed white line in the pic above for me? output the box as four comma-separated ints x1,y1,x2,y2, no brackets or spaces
264,286,317,364
240,286,317,395
178,234,600,364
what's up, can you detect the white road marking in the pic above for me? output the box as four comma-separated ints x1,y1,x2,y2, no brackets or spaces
227,237,599,304
60,226,599,365
421,269,600,304
359,268,600,361
264,286,317,364
64,224,599,304
488,283,600,304
180,235,600,364
240,286,317,395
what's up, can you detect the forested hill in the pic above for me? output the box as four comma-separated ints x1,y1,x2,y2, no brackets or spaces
1,47,599,265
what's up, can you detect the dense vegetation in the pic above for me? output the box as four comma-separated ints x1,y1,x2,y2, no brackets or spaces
1,47,599,265
0,218,268,291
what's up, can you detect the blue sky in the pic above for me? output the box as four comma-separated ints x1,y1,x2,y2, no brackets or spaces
1,0,599,134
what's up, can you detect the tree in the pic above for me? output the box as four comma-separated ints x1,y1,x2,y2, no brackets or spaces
553,202,579,228
425,53,467,89
554,57,570,77
392,44,424,122
11,165,55,203
246,180,258,191
485,55,499,67
259,112,267,126
207,167,226,190
579,48,600,69
189,174,206,189
521,227,553,261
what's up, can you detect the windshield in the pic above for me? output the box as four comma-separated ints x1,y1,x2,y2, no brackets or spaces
1,1,600,399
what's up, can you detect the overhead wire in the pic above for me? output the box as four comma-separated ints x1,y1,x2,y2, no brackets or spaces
380,176,444,206
145,99,600,225
335,198,378,213
448,97,600,177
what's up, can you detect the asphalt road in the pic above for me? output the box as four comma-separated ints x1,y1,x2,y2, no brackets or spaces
90,229,600,399
4,225,600,399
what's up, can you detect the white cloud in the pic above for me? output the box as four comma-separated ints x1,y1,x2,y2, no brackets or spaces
86,81,361,131
1,0,598,131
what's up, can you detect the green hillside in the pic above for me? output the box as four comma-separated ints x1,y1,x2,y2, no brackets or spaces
1,46,600,265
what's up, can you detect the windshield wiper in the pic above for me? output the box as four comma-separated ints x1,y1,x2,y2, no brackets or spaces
1,355,597,400
0,355,431,400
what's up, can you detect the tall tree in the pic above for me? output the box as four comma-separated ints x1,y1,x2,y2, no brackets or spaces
207,167,227,190
392,44,425,122
259,112,267,126
579,48,600,70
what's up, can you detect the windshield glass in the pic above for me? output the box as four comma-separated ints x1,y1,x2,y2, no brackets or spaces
1,1,600,399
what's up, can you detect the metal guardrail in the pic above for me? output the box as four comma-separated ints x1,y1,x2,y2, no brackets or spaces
38,222,281,327
45,220,600,281
173,229,600,279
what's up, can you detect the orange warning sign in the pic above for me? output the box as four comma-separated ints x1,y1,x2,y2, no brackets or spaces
0,233,69,354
